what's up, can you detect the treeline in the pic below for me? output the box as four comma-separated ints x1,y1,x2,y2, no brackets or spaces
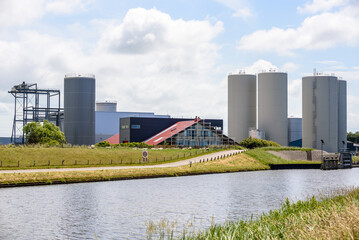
348,131,359,143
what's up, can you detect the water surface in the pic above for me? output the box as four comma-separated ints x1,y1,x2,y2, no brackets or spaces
0,168,358,239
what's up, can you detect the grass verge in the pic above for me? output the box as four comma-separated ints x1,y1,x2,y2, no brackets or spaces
0,146,223,169
181,187,359,240
0,153,268,187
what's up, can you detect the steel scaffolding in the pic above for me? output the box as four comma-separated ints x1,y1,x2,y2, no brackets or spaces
8,82,62,144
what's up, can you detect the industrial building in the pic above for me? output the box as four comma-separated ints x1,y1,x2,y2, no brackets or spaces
95,101,170,143
119,117,223,144
144,118,235,146
302,74,347,153
288,117,302,147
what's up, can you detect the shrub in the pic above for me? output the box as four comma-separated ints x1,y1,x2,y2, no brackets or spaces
118,142,153,148
95,141,111,147
239,137,280,149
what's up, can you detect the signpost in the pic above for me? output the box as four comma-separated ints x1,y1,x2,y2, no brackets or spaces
142,150,148,163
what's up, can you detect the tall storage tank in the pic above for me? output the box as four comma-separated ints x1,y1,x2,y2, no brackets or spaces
64,74,96,145
338,80,347,151
228,73,256,143
96,101,117,112
258,72,288,146
302,75,338,153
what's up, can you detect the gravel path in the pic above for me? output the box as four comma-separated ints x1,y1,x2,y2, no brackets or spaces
0,149,245,174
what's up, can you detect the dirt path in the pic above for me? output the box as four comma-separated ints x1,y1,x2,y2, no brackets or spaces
0,149,244,174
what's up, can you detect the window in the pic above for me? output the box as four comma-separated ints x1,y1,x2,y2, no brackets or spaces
131,124,141,129
121,125,129,129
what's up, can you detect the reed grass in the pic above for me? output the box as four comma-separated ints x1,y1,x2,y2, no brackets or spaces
149,187,359,240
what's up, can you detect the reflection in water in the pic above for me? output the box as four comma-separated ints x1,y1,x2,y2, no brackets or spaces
0,169,359,239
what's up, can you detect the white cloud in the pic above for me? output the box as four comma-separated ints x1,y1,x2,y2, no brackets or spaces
288,79,302,118
281,62,299,72
0,0,45,27
298,0,349,14
243,59,278,74
0,0,92,28
45,0,92,14
214,0,253,19
237,4,359,55
99,8,223,54
0,8,225,136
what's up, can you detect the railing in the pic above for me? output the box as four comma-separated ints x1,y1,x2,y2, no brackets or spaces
65,73,95,78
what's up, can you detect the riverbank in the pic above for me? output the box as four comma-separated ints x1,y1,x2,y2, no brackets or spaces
0,148,320,187
180,187,359,239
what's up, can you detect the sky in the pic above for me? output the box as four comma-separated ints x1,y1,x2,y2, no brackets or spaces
0,0,358,137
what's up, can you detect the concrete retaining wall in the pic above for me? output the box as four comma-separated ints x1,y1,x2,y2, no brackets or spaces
268,150,327,161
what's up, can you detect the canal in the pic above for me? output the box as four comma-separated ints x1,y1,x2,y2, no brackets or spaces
0,168,359,239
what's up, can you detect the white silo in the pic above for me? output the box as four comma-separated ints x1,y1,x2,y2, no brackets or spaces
228,73,256,143
338,80,347,152
96,101,117,112
302,75,338,153
258,72,288,146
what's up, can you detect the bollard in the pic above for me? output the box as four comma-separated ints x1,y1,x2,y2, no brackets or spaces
100,160,101,165
18,160,19,167
190,161,192,168
62,159,65,166
48,160,50,166
207,159,208,162
156,157,157,162
88,160,89,165
121,159,122,164
200,159,201,163
34,160,35,167
75,160,77,165
139,159,141,164
110,159,112,164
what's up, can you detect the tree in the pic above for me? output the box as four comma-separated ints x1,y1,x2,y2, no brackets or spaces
23,120,66,145
348,131,359,143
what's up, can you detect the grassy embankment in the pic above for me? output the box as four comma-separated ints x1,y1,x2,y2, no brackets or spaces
180,187,359,240
0,145,223,169
0,147,318,187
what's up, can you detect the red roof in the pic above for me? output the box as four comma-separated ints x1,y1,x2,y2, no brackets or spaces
105,133,120,145
145,119,199,145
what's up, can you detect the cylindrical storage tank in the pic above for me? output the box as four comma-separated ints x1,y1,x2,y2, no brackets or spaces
96,102,117,112
338,80,347,152
288,118,302,144
302,75,338,153
228,74,256,143
258,72,288,146
64,74,96,145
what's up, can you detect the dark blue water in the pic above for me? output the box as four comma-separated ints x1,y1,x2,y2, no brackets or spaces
0,168,358,239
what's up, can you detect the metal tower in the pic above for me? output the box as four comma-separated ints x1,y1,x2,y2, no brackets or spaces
8,82,62,144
